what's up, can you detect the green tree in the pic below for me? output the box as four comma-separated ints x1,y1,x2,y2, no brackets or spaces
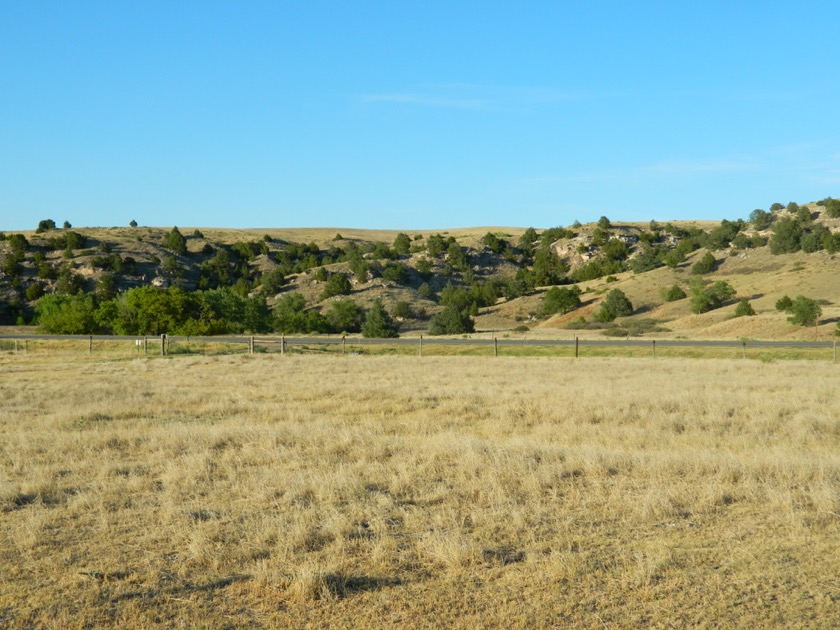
55,266,86,295
749,209,773,230
392,301,415,319
96,273,118,301
25,282,45,301
691,251,717,275
785,295,821,327
320,272,352,299
518,227,538,259
769,217,802,254
36,219,56,233
690,281,736,314
381,261,409,284
415,257,433,279
35,294,98,333
417,282,433,299
482,232,504,254
429,305,474,335
112,286,197,335
8,233,29,255
733,299,756,317
602,238,629,262
260,268,285,295
704,220,744,250
631,247,663,274
361,299,400,338
542,286,582,316
426,234,447,258
393,233,412,255
594,289,633,322
662,249,686,269
272,294,329,334
531,244,568,285
446,242,468,271
821,198,840,218
661,284,687,302
775,295,793,311
326,299,365,333
162,226,187,255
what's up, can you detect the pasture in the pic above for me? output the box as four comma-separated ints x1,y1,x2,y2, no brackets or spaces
1,352,838,627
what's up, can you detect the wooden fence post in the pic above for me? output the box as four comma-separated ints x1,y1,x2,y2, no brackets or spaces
281,334,285,356
494,337,498,357
419,335,423,357
742,341,746,360
161,334,166,356
342,335,346,355
575,336,579,358
143,336,148,355
652,339,656,358
89,335,93,355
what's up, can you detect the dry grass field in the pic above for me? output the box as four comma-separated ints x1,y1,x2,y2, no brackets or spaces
1,351,839,628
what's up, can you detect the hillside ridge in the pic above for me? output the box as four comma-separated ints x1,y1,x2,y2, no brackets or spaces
2,198,839,340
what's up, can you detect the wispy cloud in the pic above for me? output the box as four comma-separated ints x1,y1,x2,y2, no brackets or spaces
357,83,605,111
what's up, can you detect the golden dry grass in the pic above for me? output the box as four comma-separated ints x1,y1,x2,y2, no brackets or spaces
1,352,839,628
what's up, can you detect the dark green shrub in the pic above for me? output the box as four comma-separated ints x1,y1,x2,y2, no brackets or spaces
417,282,433,299
631,248,663,273
749,209,774,230
661,284,687,302
361,299,399,338
594,289,633,322
784,295,821,326
326,299,365,333
733,299,756,317
25,282,45,301
775,295,793,312
769,217,802,254
691,251,717,275
162,227,187,255
690,281,735,314
542,286,582,317
320,272,352,299
36,219,56,233
393,233,411,255
429,305,474,335
392,301,415,320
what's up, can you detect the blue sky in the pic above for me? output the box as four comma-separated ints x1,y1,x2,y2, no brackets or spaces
1,1,838,231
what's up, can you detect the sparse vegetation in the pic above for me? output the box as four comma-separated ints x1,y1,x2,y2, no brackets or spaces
0,353,838,627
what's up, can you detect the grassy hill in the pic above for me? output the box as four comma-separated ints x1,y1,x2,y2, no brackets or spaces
2,198,839,339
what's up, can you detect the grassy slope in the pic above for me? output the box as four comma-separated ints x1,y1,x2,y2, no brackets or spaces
1,352,838,627
4,216,840,340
